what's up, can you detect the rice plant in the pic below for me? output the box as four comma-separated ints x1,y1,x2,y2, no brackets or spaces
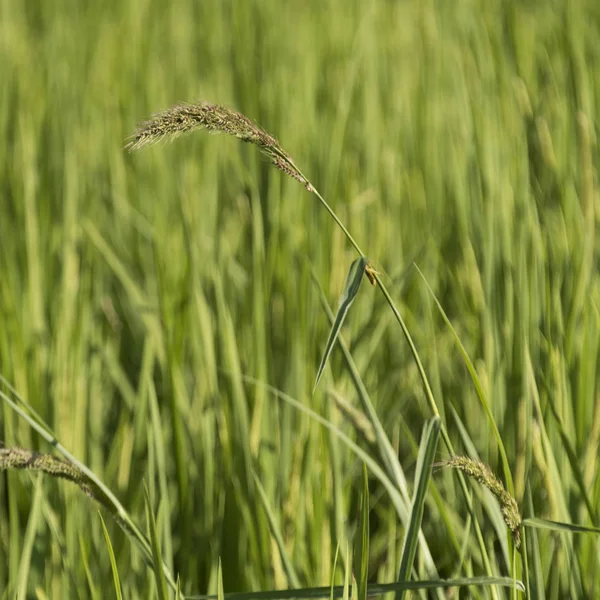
1,1,600,599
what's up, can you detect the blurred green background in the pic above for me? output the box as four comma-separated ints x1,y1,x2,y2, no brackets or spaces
1,0,599,598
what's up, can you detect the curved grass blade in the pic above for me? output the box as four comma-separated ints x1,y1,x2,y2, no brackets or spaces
311,272,443,589
16,474,44,600
354,464,369,600
396,417,441,600
342,542,351,600
217,558,224,600
329,542,341,600
523,517,600,536
0,385,181,596
145,485,170,600
99,512,124,600
524,491,544,600
186,576,525,600
252,470,301,588
310,269,409,502
415,265,514,497
233,374,407,520
313,256,368,392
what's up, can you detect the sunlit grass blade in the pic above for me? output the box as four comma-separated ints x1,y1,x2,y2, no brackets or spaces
217,558,224,600
396,417,441,600
16,473,44,600
544,395,598,522
186,576,525,599
0,386,180,594
330,541,340,600
313,256,368,392
99,512,124,600
353,464,369,600
145,485,170,600
312,273,443,585
523,517,600,536
310,270,409,502
234,374,407,521
524,491,544,600
415,265,514,496
252,470,301,588
342,542,351,600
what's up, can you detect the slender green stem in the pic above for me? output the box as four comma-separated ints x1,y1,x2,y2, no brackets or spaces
308,186,364,257
305,182,498,590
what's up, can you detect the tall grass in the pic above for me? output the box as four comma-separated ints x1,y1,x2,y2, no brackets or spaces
1,0,599,598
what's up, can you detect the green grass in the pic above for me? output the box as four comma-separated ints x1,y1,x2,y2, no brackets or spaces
1,0,600,598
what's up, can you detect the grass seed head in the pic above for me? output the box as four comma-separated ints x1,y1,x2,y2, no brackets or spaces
126,101,310,188
435,455,522,549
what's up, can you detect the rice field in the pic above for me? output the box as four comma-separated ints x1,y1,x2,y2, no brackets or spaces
1,0,600,598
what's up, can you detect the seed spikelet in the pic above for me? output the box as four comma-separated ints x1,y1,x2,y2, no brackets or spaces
126,101,310,188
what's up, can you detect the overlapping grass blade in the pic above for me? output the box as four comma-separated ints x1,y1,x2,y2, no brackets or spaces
353,464,369,600
415,266,514,497
16,474,44,600
217,559,225,600
0,384,180,596
396,417,441,600
233,374,406,520
145,485,170,600
523,517,600,536
252,470,301,589
99,512,124,600
186,576,525,600
329,542,340,600
313,256,368,392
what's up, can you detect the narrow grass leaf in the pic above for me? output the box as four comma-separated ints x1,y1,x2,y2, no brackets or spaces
217,558,224,600
187,576,525,599
330,542,340,600
354,464,369,600
396,417,441,600
342,542,351,600
524,492,544,600
312,273,442,585
252,470,301,588
313,256,368,392
523,517,600,536
99,512,123,600
310,270,409,502
0,386,180,594
16,473,44,600
415,266,514,496
235,376,407,526
145,485,170,600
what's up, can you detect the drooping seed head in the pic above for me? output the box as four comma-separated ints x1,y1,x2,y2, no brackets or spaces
435,455,522,549
126,101,311,188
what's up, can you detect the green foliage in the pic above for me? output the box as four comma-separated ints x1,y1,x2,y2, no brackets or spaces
314,256,368,391
396,418,441,599
1,0,600,598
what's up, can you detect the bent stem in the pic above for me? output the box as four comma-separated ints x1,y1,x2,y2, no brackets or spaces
301,174,497,585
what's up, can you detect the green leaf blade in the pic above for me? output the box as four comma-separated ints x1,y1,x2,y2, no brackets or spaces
353,464,369,600
396,417,441,600
99,512,124,600
523,517,600,536
314,256,368,392
145,485,170,600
